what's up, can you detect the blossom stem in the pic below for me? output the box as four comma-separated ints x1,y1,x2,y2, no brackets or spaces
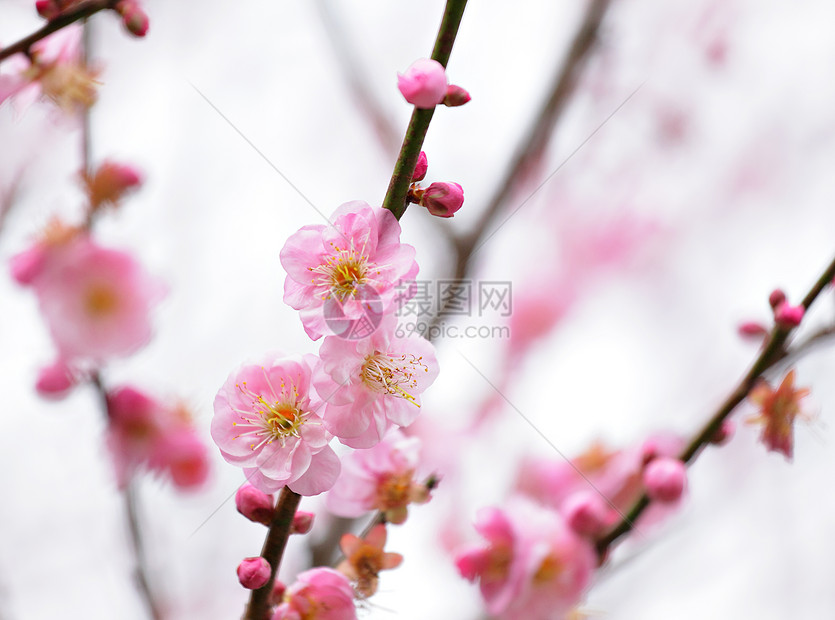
381,0,468,220
595,252,835,558
243,487,302,620
423,0,612,338
90,373,163,620
0,0,118,64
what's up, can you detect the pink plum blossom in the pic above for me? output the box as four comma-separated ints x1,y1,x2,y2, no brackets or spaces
397,58,447,108
280,201,418,340
314,317,439,448
271,568,357,620
326,428,430,523
643,457,687,503
337,524,403,598
212,354,340,495
455,497,596,619
747,369,810,460
106,386,210,490
16,233,164,362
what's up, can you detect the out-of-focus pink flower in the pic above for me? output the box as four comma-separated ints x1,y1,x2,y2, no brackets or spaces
326,428,430,524
314,316,439,448
15,233,164,362
337,524,403,598
280,201,418,340
1,26,98,112
397,58,447,109
235,483,275,525
643,457,687,503
562,491,612,537
420,182,464,218
81,160,143,212
35,357,77,399
272,568,357,620
211,354,340,496
455,498,596,619
737,321,768,340
412,151,428,182
443,84,471,107
237,557,271,590
107,387,209,489
747,369,810,460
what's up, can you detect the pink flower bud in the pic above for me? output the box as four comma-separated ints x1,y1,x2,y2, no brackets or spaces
35,1,60,19
235,484,275,526
710,419,735,446
563,491,610,537
420,182,464,218
412,151,428,182
10,245,47,285
443,84,471,107
768,288,786,309
291,510,314,535
397,58,447,109
35,358,76,399
115,1,149,37
774,303,804,328
643,457,687,503
237,557,271,590
737,321,768,339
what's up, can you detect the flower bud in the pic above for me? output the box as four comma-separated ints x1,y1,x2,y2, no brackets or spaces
35,1,61,19
774,303,804,328
397,58,447,109
443,84,471,107
420,182,464,218
737,321,767,339
291,510,315,535
35,358,76,399
235,484,275,526
710,419,735,446
563,491,610,537
237,557,271,590
412,151,428,182
115,1,149,37
10,246,47,285
643,457,686,503
768,288,786,309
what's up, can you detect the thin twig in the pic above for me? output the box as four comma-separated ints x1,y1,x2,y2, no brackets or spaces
595,252,835,557
381,0,469,220
0,0,117,64
244,488,302,620
424,0,612,338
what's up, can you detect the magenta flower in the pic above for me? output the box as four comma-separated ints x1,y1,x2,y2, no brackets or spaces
455,498,596,620
314,317,439,448
12,230,164,362
271,567,357,620
326,428,430,524
397,58,447,109
280,201,418,340
212,354,340,496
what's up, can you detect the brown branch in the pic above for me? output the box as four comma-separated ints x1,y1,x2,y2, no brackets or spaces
0,1,118,64
243,487,302,620
595,252,835,557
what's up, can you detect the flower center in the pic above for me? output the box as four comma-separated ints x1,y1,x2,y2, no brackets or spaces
310,242,371,301
360,352,428,406
532,553,563,585
376,471,414,509
233,378,307,451
84,283,120,317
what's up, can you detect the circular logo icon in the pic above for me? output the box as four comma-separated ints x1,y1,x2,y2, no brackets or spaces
323,283,384,339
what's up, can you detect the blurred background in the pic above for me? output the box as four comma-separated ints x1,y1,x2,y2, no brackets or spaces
2,0,835,618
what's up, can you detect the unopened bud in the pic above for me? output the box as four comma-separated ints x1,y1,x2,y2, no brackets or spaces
420,182,464,218
774,303,804,328
563,491,610,537
710,419,735,446
35,0,61,19
643,457,687,503
443,84,471,107
115,1,149,37
237,557,271,590
412,151,428,182
768,289,786,309
290,510,314,535
738,321,768,339
35,358,76,399
397,58,447,109
235,484,274,526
